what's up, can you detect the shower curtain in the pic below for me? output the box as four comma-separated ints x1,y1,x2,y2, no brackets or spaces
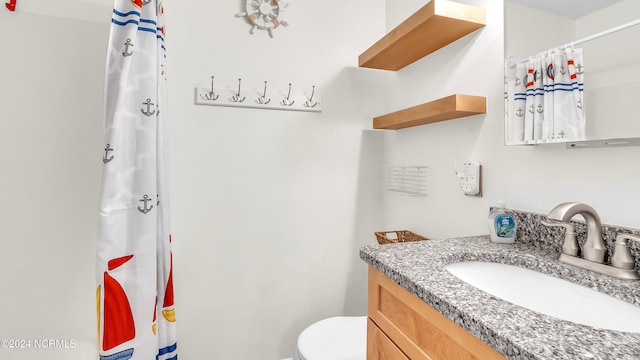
96,1,177,360
505,46,585,144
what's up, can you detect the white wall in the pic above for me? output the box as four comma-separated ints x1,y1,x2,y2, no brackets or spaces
382,0,640,242
505,1,575,59
8,0,111,23
577,0,640,138
166,1,387,359
0,7,106,350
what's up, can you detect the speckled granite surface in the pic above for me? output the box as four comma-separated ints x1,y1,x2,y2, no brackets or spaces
360,210,640,360
511,209,640,272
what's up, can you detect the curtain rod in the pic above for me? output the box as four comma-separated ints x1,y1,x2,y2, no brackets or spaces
508,18,640,66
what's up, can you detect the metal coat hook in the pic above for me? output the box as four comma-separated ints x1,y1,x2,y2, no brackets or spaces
281,83,295,107
201,76,219,101
304,85,318,108
5,0,16,11
256,81,271,104
231,78,245,103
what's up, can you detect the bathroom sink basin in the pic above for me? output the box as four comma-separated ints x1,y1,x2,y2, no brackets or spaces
445,261,640,333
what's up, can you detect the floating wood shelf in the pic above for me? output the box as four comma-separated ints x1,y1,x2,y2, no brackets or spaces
359,0,486,71
373,94,486,130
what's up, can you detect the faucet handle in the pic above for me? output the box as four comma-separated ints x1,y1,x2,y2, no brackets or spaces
541,220,579,256
611,234,640,270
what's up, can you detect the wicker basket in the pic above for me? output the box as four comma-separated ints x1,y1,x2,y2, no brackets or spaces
375,230,428,245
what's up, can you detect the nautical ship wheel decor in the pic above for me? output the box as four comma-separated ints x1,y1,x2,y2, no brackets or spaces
238,0,290,37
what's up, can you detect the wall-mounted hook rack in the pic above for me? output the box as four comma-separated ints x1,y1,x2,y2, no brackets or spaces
304,86,319,108
256,81,271,104
231,78,246,103
194,76,321,112
281,83,295,107
5,0,16,11
201,76,219,101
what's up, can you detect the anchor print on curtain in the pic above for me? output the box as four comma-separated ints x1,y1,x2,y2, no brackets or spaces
505,46,585,144
96,1,177,360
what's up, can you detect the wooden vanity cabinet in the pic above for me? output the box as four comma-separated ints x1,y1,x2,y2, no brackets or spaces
367,317,411,360
367,266,506,360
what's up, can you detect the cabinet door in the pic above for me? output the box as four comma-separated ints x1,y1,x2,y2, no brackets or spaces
368,266,506,360
367,318,412,360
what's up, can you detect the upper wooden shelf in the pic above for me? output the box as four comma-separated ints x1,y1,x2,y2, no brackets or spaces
359,1,486,71
373,94,486,130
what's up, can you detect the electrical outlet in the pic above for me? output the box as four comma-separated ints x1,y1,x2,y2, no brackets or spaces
459,161,482,196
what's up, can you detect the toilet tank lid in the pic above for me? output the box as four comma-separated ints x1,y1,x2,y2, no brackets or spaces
296,316,367,360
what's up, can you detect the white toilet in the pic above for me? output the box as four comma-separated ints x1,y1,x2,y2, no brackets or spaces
293,316,367,360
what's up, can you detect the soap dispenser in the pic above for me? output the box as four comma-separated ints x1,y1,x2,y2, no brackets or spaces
488,202,517,244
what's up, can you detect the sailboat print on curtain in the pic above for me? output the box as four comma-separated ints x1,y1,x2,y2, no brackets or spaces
98,255,136,359
97,1,177,360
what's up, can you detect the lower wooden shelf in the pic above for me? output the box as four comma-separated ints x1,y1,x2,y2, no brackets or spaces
373,94,486,130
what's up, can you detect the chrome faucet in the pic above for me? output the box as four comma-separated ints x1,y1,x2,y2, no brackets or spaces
545,202,605,263
542,202,640,280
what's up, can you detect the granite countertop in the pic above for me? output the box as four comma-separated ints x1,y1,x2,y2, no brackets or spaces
360,236,640,360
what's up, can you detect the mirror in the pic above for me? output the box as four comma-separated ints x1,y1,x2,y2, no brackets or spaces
504,0,640,146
